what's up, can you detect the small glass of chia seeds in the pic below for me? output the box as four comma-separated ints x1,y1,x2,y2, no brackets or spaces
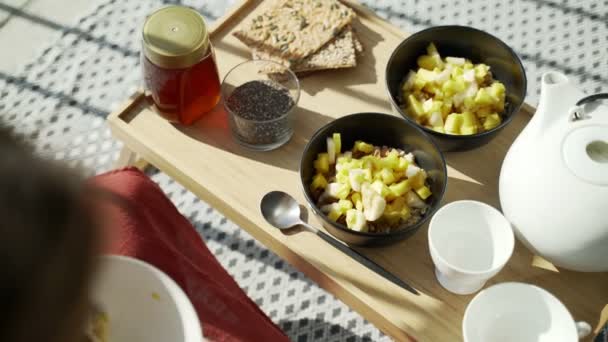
222,60,300,151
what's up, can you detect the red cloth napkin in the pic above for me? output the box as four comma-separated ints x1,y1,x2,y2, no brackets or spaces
92,168,289,342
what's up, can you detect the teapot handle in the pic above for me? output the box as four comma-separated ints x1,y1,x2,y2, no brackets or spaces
570,93,608,121
576,321,591,339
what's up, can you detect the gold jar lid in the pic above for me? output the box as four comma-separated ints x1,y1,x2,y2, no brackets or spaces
142,6,209,69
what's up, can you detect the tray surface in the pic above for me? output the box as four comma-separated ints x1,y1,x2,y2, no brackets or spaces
108,1,608,340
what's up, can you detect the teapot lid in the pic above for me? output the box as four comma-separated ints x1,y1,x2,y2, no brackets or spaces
562,125,608,186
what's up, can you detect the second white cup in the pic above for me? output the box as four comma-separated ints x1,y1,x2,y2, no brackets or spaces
428,200,514,295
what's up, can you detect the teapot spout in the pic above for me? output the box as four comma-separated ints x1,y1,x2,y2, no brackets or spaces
534,72,584,131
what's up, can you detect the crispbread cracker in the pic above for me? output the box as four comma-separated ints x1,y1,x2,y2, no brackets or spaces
293,27,357,72
252,26,357,73
234,0,356,59
352,30,364,55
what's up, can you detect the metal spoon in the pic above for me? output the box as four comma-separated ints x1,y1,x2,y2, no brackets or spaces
260,191,419,295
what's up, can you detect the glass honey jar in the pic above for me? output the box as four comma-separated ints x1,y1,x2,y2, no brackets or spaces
142,6,221,125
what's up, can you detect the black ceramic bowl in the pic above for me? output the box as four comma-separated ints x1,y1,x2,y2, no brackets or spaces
385,26,527,151
300,113,447,246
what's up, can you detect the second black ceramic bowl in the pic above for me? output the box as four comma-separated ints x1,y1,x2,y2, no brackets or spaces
385,26,527,151
300,113,447,246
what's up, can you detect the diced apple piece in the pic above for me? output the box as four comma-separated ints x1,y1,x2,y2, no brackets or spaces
402,70,417,91
336,156,351,169
461,126,478,135
415,186,432,200
327,208,342,222
325,182,350,200
389,179,412,197
462,111,477,127
310,173,328,191
462,69,476,82
364,194,386,222
483,113,502,131
346,209,367,231
474,87,495,107
489,82,506,111
407,94,426,119
463,61,474,69
383,210,402,225
361,183,385,221
442,79,466,95
422,98,434,113
389,197,412,221
313,153,330,173
395,157,410,172
362,168,373,182
417,68,438,83
413,76,427,91
405,164,421,178
403,152,415,163
354,140,374,154
426,42,440,56
333,133,342,155
446,56,466,65
426,100,443,115
321,203,342,222
348,168,365,191
435,66,452,83
444,113,463,134
379,168,396,185
336,169,350,184
428,111,444,128
326,137,336,164
351,192,363,211
417,54,438,70
451,66,464,79
338,199,354,211
441,100,453,118
386,149,400,161
409,171,426,189
474,64,490,82
370,180,390,198
475,106,493,119
432,126,446,133
489,82,505,99
406,190,427,208
399,205,411,220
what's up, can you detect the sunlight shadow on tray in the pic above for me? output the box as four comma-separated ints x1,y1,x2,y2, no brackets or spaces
176,100,335,172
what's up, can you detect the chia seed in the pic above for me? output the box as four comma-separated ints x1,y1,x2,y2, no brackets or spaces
226,80,295,149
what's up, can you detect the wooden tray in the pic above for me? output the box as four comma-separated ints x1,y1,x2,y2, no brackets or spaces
108,1,608,340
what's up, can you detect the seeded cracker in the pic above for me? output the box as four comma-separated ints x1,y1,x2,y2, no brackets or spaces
252,26,357,73
233,0,356,59
352,30,364,55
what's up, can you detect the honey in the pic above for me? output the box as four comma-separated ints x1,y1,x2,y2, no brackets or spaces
142,6,221,125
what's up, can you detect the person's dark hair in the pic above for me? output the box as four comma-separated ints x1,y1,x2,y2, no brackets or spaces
0,126,99,342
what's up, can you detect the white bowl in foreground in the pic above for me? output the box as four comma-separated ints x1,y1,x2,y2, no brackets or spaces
91,255,202,342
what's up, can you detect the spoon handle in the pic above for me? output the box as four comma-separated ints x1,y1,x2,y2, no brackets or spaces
314,230,419,295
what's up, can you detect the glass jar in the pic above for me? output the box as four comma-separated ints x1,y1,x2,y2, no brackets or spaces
142,6,221,125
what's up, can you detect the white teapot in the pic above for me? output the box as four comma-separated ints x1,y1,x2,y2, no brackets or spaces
499,72,608,272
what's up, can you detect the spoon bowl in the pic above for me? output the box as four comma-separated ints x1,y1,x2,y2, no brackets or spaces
260,191,303,230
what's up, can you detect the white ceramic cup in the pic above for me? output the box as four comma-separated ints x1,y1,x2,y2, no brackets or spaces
428,200,514,295
463,282,591,342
